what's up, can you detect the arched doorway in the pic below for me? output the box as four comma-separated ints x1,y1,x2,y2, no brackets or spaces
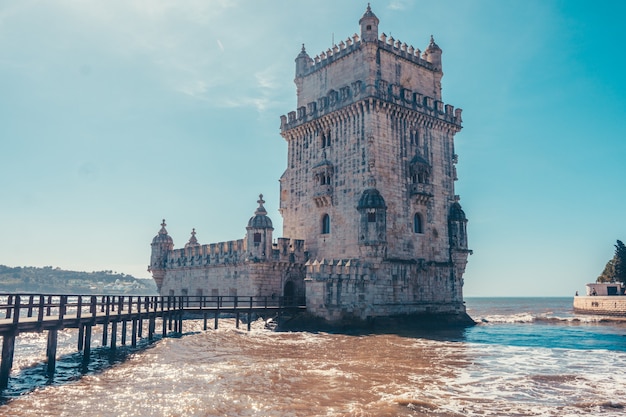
283,281,295,306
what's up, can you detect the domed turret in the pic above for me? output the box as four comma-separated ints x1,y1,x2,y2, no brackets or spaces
357,188,387,209
423,35,442,69
246,194,274,261
247,194,273,229
151,219,174,247
357,188,387,256
359,3,379,43
184,228,200,249
449,202,467,222
448,201,468,249
149,219,174,293
295,44,312,77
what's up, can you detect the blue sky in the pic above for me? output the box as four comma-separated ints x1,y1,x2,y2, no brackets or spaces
1,1,625,296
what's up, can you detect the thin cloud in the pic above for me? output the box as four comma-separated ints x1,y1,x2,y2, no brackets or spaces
387,1,411,11
255,66,279,90
218,96,271,112
177,80,209,98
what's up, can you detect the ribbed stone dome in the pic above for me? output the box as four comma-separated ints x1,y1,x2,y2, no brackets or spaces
247,194,273,229
357,188,386,209
359,4,379,24
152,219,174,245
449,202,467,221
410,154,430,166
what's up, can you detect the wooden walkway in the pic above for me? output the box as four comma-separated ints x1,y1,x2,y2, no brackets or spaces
0,294,304,389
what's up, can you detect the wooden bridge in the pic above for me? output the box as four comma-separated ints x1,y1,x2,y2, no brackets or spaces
0,293,305,389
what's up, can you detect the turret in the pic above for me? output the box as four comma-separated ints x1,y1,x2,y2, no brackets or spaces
295,44,312,77
423,35,442,69
359,3,379,43
184,228,200,251
357,187,387,258
448,200,468,250
149,219,174,292
246,194,274,261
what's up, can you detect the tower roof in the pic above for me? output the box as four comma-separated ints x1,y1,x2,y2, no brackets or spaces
357,188,387,209
426,35,441,52
247,194,273,229
359,3,379,25
410,154,431,166
449,202,467,222
184,228,199,248
297,44,310,59
152,219,174,245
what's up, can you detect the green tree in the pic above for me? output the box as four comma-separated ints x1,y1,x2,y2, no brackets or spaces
615,240,626,285
597,258,616,282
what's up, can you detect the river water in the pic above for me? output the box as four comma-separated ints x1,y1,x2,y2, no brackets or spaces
1,297,625,416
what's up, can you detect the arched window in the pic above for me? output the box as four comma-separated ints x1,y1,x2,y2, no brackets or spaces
367,209,376,223
321,214,330,234
413,213,423,234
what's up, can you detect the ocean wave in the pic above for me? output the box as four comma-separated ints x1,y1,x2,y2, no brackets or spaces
476,313,626,326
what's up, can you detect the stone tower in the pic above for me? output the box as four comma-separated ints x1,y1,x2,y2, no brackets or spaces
149,219,174,292
279,5,471,322
148,5,472,326
246,194,274,262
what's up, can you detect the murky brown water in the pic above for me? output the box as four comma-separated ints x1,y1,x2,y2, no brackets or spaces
1,303,626,416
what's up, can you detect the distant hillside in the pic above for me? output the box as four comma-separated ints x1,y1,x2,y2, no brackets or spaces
0,265,157,295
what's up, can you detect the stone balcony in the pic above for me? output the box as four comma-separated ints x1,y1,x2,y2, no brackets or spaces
409,183,433,204
313,185,333,207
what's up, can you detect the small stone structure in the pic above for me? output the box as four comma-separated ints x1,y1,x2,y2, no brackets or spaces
574,296,626,316
573,283,626,316
150,196,306,305
149,5,472,326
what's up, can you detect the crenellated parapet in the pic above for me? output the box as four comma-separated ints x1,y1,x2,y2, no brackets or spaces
271,237,308,263
166,239,246,269
280,86,462,134
297,32,439,80
305,258,368,281
158,236,309,271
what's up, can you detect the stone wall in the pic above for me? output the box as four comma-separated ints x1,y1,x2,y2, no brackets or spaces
304,259,465,320
573,296,626,316
160,260,305,302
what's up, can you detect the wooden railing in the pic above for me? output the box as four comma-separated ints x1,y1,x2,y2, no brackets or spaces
0,294,295,325
0,293,305,389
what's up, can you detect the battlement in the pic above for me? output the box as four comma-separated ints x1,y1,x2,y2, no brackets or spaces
271,237,308,263
299,32,437,80
162,236,308,270
166,239,246,268
377,33,431,67
280,82,462,133
305,258,367,280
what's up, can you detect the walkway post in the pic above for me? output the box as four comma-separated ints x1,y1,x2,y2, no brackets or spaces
110,321,117,350
0,331,16,389
78,324,85,351
121,320,127,345
83,325,92,363
46,328,58,376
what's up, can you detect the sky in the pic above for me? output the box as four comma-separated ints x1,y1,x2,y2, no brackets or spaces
1,0,625,297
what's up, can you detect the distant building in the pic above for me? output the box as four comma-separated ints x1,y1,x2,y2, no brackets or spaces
149,5,472,324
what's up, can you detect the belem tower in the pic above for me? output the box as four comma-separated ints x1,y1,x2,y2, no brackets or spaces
149,5,472,326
